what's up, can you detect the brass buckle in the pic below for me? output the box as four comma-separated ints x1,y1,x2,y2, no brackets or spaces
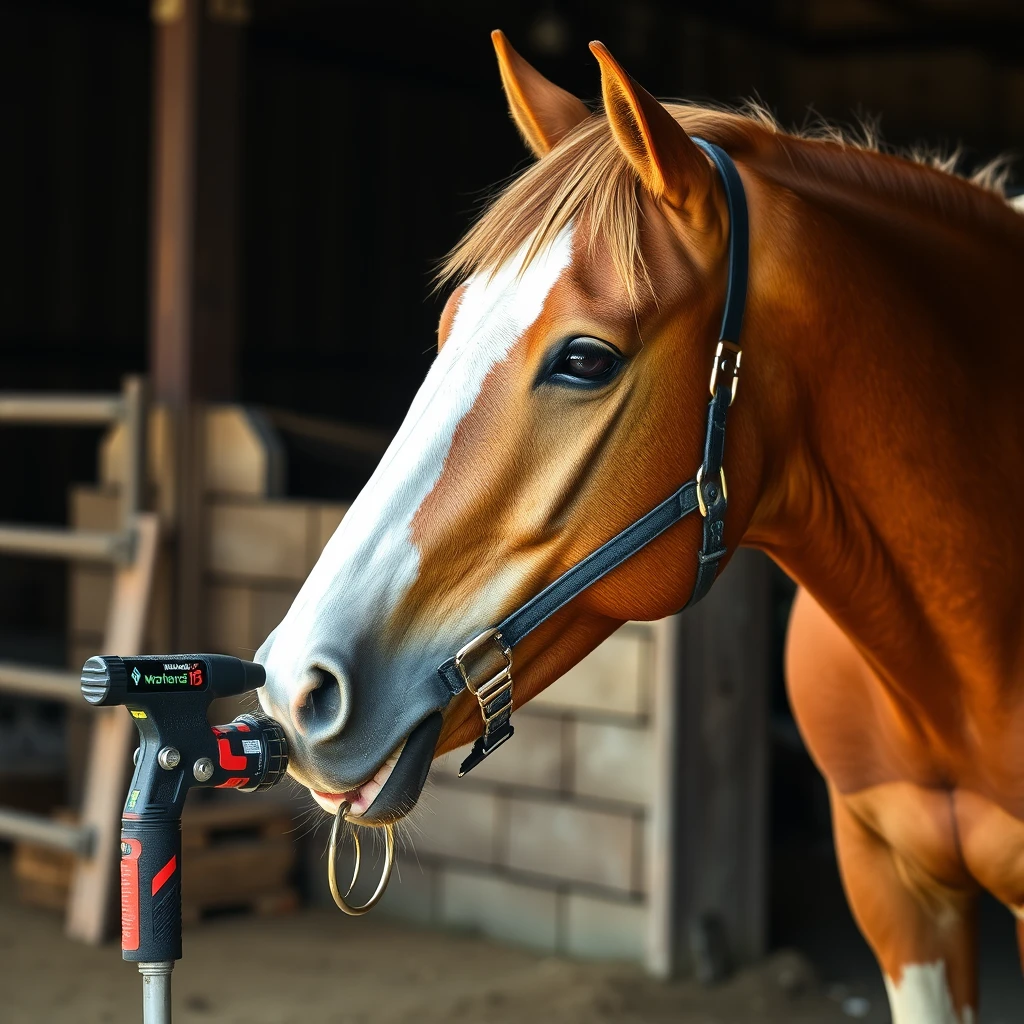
454,627,514,716
695,465,728,517
708,340,741,404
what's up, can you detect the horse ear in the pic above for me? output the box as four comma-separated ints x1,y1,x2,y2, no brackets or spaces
590,40,713,212
492,30,590,158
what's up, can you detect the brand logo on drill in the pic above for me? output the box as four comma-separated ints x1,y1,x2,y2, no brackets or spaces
140,666,204,687
143,673,190,685
131,666,141,686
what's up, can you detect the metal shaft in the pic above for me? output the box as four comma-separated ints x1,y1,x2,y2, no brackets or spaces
139,961,173,1024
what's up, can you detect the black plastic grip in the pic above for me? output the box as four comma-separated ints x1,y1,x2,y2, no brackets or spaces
120,820,182,962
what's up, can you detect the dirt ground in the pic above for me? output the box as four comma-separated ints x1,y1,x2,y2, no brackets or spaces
0,865,873,1024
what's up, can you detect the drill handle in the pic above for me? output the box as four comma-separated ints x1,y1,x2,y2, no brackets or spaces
121,821,182,963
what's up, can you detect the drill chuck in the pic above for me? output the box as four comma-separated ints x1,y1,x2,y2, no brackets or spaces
232,714,289,791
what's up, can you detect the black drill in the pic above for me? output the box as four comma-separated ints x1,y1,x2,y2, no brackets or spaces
81,654,289,1023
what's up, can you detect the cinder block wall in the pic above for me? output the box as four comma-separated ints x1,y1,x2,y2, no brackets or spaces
381,623,664,963
69,406,673,967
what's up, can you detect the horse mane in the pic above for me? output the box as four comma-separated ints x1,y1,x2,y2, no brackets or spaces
439,100,1015,307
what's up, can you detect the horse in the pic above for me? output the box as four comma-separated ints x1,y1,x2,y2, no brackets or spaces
255,31,1024,1023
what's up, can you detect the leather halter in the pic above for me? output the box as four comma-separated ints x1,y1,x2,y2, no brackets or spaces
438,138,750,776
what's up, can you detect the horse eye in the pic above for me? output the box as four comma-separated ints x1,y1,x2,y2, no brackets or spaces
549,339,621,385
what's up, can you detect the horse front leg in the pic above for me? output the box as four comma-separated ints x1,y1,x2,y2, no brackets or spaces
830,787,979,1024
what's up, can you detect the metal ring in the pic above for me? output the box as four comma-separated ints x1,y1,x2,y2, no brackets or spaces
327,800,395,916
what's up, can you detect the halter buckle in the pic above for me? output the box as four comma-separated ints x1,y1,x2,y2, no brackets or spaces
709,340,741,404
454,627,513,706
696,465,728,517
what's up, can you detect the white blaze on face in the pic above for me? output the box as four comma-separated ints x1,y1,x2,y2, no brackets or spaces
258,225,575,715
884,962,972,1024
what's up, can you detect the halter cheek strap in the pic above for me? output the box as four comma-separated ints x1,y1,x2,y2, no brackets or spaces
439,138,750,776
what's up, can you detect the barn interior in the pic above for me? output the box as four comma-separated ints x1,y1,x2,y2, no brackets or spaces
1,1,1023,1021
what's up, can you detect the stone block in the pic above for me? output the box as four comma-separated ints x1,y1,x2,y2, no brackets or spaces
531,625,652,718
573,720,655,807
410,784,500,864
207,501,315,582
440,868,558,952
379,863,437,925
564,892,647,961
431,713,564,791
506,797,638,892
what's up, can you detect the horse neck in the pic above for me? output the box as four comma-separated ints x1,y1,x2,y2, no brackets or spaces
740,147,1024,704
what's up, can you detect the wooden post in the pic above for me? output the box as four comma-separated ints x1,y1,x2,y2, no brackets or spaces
148,0,247,648
66,514,161,943
647,548,772,977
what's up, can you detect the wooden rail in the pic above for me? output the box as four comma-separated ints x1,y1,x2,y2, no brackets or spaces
0,393,124,425
0,663,83,703
0,808,91,855
0,375,151,944
0,525,134,563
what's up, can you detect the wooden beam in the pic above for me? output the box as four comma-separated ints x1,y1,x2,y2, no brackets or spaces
148,0,247,648
150,0,199,406
680,548,771,973
648,548,772,977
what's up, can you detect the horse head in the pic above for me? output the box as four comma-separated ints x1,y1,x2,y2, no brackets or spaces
256,34,767,824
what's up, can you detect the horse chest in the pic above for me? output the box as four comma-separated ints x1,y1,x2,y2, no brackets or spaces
786,586,1024,797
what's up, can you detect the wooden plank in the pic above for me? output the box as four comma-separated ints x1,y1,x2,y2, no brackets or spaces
0,664,83,703
181,887,298,927
65,512,161,944
182,838,294,903
13,809,78,911
181,798,294,833
0,393,122,424
0,525,131,562
645,550,772,978
645,612,684,978
207,502,315,581
0,808,87,852
675,548,772,975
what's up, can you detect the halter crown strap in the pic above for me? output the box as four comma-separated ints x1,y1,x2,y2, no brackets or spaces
443,137,750,775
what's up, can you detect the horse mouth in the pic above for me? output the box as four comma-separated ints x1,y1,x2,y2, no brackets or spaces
312,742,406,818
309,711,444,825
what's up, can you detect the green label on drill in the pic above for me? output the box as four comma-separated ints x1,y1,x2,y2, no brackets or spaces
124,659,208,693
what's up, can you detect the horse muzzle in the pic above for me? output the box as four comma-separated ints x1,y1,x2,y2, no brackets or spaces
309,711,443,825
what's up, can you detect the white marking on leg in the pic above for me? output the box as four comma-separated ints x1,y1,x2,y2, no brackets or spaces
884,961,972,1024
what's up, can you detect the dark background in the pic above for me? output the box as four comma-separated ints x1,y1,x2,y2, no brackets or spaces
3,0,1022,693
1,0,1022,978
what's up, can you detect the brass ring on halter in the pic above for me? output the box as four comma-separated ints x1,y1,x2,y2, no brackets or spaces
327,800,395,916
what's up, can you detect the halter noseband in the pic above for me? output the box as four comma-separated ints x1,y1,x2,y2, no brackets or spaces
440,138,750,775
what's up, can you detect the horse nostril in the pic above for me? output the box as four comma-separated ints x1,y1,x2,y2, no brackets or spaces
306,666,343,727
